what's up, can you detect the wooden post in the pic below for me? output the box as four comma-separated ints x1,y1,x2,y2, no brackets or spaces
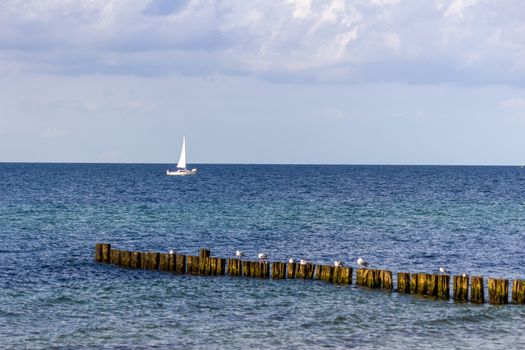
140,251,148,269
287,263,297,279
130,252,141,268
120,250,131,268
159,253,170,271
101,243,111,263
228,258,242,276
297,263,314,279
512,280,525,304
426,274,438,297
437,274,450,300
334,267,352,285
199,248,210,260
168,253,176,272
410,273,418,294
261,262,270,278
242,261,251,277
397,272,410,293
317,265,334,282
417,273,427,296
187,256,199,275
272,262,287,279
147,252,160,270
217,258,226,275
95,243,103,262
453,275,469,302
110,249,121,265
379,270,393,290
175,254,186,274
488,278,509,305
470,276,484,304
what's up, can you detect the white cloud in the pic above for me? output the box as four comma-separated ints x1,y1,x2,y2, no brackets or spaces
0,0,524,86
501,97,525,110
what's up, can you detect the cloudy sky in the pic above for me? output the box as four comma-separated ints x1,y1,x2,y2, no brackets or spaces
1,0,525,164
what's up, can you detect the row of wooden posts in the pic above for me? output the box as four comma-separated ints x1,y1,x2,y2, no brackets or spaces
95,243,525,305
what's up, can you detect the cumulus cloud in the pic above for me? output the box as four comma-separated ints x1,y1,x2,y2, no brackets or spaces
0,0,524,85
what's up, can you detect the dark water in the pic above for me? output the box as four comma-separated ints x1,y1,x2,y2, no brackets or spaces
1,163,524,349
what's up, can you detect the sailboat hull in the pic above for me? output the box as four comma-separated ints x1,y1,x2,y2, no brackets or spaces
166,169,198,176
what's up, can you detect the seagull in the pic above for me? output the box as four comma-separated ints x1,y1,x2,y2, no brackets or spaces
462,273,467,277
334,260,344,267
258,253,268,261
288,258,295,264
439,266,450,274
235,250,245,258
300,259,309,265
357,257,369,267
169,249,176,255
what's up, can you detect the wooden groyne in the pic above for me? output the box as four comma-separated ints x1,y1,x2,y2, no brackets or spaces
95,243,524,306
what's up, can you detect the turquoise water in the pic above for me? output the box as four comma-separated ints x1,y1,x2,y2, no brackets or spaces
1,163,525,349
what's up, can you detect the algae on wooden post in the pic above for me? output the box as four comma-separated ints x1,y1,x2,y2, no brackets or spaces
437,274,450,300
488,278,508,305
397,272,410,293
453,275,469,302
512,280,525,304
470,276,484,304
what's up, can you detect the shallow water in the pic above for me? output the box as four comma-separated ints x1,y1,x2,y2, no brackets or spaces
1,163,525,349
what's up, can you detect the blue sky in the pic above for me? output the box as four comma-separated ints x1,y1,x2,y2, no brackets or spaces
1,0,525,165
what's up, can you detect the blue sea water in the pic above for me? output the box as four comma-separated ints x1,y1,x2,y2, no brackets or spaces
1,163,525,349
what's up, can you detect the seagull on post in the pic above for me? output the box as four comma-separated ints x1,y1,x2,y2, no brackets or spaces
258,253,268,261
357,257,369,267
288,258,295,264
334,260,344,267
300,259,309,265
235,250,245,259
439,266,450,274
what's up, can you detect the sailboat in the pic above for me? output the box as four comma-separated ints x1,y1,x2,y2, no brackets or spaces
166,136,198,176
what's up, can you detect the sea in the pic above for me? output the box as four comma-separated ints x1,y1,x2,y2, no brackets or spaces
1,163,524,349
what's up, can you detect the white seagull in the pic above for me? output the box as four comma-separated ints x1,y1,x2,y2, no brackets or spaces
462,273,467,277
357,257,369,267
169,249,176,255
439,266,450,274
300,259,309,265
258,253,269,261
235,250,245,258
334,260,344,267
288,258,295,264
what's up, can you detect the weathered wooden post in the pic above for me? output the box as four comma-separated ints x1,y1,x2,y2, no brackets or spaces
272,262,287,279
120,250,131,268
159,253,170,271
228,258,242,276
101,243,111,263
199,249,211,275
130,251,141,268
512,279,525,304
216,258,226,275
110,249,121,265
140,252,148,269
488,278,509,305
287,262,297,279
437,274,450,300
168,253,176,272
175,254,186,274
95,243,103,262
299,263,315,279
379,270,393,290
187,256,199,275
261,262,270,278
470,276,484,304
397,272,410,293
453,275,469,302
426,274,438,297
417,273,428,296
334,267,352,285
242,261,251,277
410,273,418,294
147,252,160,270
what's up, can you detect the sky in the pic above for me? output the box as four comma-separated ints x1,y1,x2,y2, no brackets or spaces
1,0,525,165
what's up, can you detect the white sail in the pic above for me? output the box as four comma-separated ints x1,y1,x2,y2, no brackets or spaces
176,136,187,169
